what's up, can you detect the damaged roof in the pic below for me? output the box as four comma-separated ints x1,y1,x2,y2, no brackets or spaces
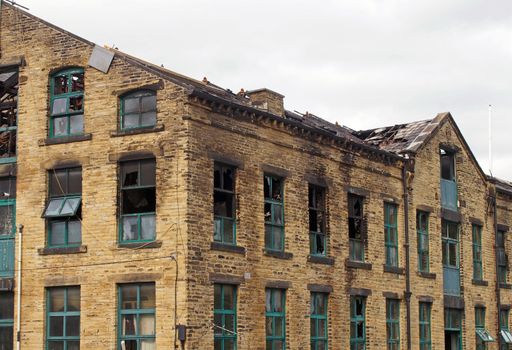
351,113,446,154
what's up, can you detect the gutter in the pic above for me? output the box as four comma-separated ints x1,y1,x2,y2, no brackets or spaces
402,160,412,350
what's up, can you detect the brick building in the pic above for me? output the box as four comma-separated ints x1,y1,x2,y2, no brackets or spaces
0,2,511,350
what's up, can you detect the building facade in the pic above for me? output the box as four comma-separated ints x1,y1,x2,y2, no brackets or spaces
0,2,511,350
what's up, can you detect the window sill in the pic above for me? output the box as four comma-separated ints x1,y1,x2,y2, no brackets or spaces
39,133,92,146
210,242,246,255
110,124,164,137
345,259,372,270
117,240,162,249
263,249,293,260
417,271,436,279
383,265,405,275
38,245,87,255
472,279,488,286
500,283,512,289
308,255,335,266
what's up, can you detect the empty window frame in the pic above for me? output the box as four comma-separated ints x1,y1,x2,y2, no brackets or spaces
214,284,237,350
0,292,14,350
43,168,82,247
418,302,431,350
386,299,400,350
118,283,156,350
214,163,236,245
384,203,399,267
264,175,284,251
497,230,508,285
50,68,84,137
472,224,483,281
348,194,365,262
0,68,18,162
265,289,285,350
46,286,80,350
309,184,326,256
440,148,456,181
310,292,327,350
119,159,156,243
120,90,157,130
442,220,459,268
350,296,366,350
416,211,429,272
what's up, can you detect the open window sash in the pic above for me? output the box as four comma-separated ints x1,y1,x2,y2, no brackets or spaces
501,329,512,344
476,328,494,342
43,196,81,218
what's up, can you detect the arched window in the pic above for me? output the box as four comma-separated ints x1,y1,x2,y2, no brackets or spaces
49,68,84,137
120,90,156,130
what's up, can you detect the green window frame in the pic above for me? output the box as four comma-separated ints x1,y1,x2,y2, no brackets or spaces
310,292,327,350
0,68,17,163
384,203,399,267
348,194,365,262
118,283,156,350
265,288,285,350
309,184,326,256
419,302,431,350
119,159,156,243
350,296,366,350
120,90,157,130
49,68,84,138
264,174,284,251
442,220,459,268
497,230,508,285
475,307,495,349
46,286,80,350
214,284,237,350
416,211,429,272
44,168,82,248
386,299,400,350
500,309,512,348
214,163,236,245
472,224,483,281
0,292,14,350
0,177,15,278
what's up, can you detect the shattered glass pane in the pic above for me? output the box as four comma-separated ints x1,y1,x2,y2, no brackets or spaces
141,112,156,127
141,95,156,113
122,188,156,214
264,203,272,223
272,204,282,225
264,176,271,199
45,198,64,217
53,117,68,136
213,218,222,241
122,162,139,187
124,97,139,114
272,177,282,201
53,75,68,95
122,314,136,335
122,216,138,241
214,166,221,189
51,98,67,116
70,114,83,134
222,166,234,191
69,96,83,112
123,114,139,129
71,73,84,92
0,205,14,236
316,234,325,254
141,214,156,240
49,221,65,246
60,197,81,216
214,192,233,217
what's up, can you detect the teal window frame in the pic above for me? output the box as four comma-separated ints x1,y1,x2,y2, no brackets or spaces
119,159,156,243
416,211,429,272
120,90,157,130
214,163,236,245
49,68,84,138
442,220,459,268
497,230,508,285
386,299,400,350
264,174,284,252
0,292,14,350
45,168,82,248
500,309,512,348
350,296,366,350
214,284,237,350
475,307,494,349
419,302,431,350
384,203,399,267
265,288,285,350
46,286,80,350
310,292,328,350
472,224,483,281
118,283,156,350
309,184,326,256
0,176,15,278
348,194,365,262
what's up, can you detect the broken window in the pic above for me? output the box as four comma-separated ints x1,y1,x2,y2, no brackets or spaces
309,184,326,256
497,230,508,285
417,211,429,272
264,174,284,251
213,163,236,245
120,90,157,130
0,68,18,161
310,292,328,349
0,176,15,238
50,68,84,137
440,148,455,181
350,296,366,349
120,159,156,242
43,168,82,247
384,203,399,267
348,194,365,262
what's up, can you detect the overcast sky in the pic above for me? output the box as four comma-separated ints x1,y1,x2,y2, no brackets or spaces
18,0,512,180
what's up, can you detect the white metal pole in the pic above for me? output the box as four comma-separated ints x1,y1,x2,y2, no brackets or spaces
488,104,493,175
16,224,22,350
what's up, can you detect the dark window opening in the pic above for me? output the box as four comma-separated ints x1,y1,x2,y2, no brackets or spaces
264,174,284,251
348,194,365,262
213,164,236,244
440,148,455,181
50,68,84,138
0,68,18,160
309,184,326,256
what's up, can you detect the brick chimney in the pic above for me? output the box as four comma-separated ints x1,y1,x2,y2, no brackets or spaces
246,88,285,116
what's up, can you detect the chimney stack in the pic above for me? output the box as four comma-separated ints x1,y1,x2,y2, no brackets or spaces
246,88,285,116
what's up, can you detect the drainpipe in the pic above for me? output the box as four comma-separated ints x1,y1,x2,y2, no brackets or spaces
402,160,412,350
493,190,501,348
16,224,23,350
